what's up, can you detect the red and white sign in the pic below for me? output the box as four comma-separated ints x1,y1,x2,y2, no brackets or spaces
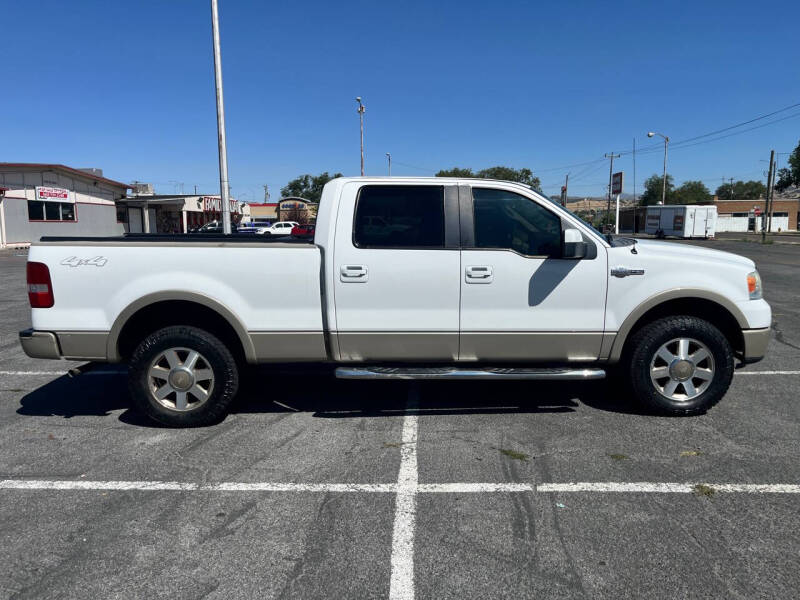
35,186,71,202
201,196,240,214
754,207,762,216
611,172,624,196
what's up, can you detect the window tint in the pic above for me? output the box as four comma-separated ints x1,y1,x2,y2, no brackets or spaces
45,202,61,220
472,188,561,256
28,200,45,220
354,185,444,248
28,200,76,221
61,203,75,221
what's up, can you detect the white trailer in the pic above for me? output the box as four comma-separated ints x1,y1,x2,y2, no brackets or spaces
645,205,717,239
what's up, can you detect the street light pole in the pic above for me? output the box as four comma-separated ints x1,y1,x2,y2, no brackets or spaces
386,153,391,176
210,0,232,234
356,97,365,176
648,131,670,205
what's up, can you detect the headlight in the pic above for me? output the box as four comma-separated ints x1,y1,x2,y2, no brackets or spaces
747,270,762,300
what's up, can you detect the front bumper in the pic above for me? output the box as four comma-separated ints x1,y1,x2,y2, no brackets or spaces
741,327,770,364
19,329,62,360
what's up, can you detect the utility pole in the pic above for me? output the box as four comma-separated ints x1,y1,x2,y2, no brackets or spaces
729,177,734,200
386,153,391,176
563,172,569,207
210,0,232,234
356,97,365,176
632,137,637,232
263,184,270,203
762,151,774,242
767,150,776,235
647,131,669,205
604,152,620,231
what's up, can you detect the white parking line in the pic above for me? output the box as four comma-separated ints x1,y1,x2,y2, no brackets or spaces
0,370,122,376
389,384,420,600
2,480,798,494
538,482,800,493
735,370,800,375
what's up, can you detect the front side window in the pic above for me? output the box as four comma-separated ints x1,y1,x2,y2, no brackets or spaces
472,188,561,256
354,185,444,248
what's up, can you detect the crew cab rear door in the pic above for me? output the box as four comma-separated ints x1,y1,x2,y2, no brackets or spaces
332,182,461,361
458,185,608,361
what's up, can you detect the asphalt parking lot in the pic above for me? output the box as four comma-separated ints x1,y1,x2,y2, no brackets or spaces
1,239,799,599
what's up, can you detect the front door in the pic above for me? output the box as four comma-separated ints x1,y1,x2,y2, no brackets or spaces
459,186,608,362
333,183,461,361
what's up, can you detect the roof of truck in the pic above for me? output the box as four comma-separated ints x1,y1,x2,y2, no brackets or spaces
331,176,539,191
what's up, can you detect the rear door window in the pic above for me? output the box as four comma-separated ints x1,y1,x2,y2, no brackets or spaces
354,185,444,248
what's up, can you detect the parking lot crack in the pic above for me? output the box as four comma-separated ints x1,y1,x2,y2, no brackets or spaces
771,317,800,352
275,492,337,600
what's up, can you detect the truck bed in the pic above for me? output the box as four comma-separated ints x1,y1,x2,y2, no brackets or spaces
28,236,326,363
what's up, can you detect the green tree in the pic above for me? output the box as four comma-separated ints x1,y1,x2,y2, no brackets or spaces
775,139,800,192
280,171,343,203
673,180,712,204
640,173,675,205
435,167,474,178
715,180,767,199
436,165,542,193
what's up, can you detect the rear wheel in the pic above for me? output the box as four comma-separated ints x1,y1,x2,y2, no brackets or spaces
626,316,734,415
128,326,239,427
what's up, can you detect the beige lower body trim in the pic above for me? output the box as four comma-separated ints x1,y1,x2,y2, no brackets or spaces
337,332,459,362
57,331,109,361
459,332,604,362
598,332,617,361
250,331,328,362
19,330,62,360
742,327,770,362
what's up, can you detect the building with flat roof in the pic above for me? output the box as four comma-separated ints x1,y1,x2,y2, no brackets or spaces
713,198,799,232
115,194,247,233
0,163,130,247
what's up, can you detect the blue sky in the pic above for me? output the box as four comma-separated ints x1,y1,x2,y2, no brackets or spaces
3,0,799,200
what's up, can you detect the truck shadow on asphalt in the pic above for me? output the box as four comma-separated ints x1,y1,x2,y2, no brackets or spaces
16,367,647,427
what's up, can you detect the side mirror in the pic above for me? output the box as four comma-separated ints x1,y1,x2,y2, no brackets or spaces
562,228,587,259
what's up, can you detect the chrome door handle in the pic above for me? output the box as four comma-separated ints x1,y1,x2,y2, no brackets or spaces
466,265,493,283
611,266,645,278
340,265,368,282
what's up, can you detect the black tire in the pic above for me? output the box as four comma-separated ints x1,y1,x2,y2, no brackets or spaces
626,316,734,416
128,326,239,427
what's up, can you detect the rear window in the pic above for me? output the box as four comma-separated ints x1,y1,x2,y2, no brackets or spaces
354,185,444,248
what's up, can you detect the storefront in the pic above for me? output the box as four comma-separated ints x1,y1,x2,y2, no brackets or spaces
277,197,317,223
116,194,246,233
0,163,129,247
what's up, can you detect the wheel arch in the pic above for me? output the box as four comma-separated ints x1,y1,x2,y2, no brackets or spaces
608,289,747,363
108,292,256,363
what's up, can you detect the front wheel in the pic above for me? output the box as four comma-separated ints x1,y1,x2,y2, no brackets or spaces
626,316,734,416
128,326,239,427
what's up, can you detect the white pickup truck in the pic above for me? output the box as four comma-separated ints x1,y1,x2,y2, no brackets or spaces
20,177,771,426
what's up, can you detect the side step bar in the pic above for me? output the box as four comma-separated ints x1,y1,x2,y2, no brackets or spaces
335,366,606,380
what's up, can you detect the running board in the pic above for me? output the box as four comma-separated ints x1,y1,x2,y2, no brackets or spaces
335,366,606,380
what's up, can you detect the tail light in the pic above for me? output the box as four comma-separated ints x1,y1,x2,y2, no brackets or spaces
27,262,54,308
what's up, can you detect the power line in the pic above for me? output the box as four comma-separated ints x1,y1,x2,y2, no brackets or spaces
659,101,800,146
533,100,800,176
619,110,800,157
